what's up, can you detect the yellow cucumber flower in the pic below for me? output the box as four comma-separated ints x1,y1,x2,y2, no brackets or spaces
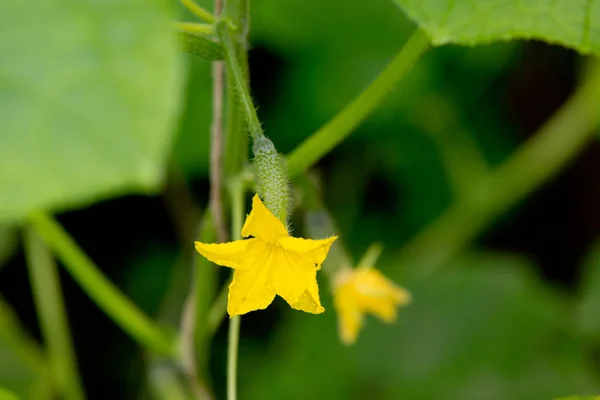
334,266,411,345
195,195,337,317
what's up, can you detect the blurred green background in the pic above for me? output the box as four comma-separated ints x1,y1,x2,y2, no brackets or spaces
2,0,600,399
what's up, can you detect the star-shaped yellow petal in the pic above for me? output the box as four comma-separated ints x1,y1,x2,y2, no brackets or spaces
195,195,337,317
333,267,411,345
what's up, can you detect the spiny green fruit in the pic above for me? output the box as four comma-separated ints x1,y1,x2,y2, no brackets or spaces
252,136,289,224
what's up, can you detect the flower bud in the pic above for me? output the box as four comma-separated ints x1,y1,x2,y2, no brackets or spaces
252,136,289,223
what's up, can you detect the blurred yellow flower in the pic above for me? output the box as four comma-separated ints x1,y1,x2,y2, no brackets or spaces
334,266,411,345
195,195,337,317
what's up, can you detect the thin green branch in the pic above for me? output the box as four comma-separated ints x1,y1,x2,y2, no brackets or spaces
296,173,353,276
0,294,53,395
29,212,177,357
227,180,244,400
431,126,489,197
148,362,192,400
217,22,264,141
398,61,600,276
206,280,229,335
180,0,216,23
190,212,217,395
24,228,85,400
175,22,215,36
227,316,240,400
414,95,489,197
357,242,383,268
285,28,430,176
209,47,227,245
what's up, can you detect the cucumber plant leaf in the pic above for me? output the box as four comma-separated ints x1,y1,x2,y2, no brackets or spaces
0,0,183,222
394,0,600,55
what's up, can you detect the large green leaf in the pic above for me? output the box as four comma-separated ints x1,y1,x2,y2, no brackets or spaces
0,0,183,222
394,0,600,55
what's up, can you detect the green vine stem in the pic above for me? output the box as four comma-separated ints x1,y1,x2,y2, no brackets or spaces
180,0,216,23
296,173,352,276
209,0,227,245
285,28,430,176
29,212,177,357
217,21,264,141
191,212,217,374
413,95,490,197
397,61,600,276
223,0,250,179
357,242,383,268
227,315,241,400
227,179,244,400
148,363,190,400
206,281,229,335
24,227,85,400
176,208,216,400
0,294,53,395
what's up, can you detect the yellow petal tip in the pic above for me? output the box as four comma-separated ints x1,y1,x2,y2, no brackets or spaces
194,241,206,252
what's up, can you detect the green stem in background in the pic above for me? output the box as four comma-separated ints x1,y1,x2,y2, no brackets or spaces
285,28,430,176
398,61,600,276
0,294,53,396
191,213,217,383
148,363,190,400
180,0,216,23
217,21,264,141
296,174,352,276
24,228,85,400
209,32,227,245
412,95,489,198
206,281,229,335
172,208,216,400
159,172,212,398
29,212,177,357
357,242,383,268
227,180,244,400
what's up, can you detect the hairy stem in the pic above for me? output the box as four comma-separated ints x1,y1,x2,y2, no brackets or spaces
217,21,263,140
223,0,250,178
